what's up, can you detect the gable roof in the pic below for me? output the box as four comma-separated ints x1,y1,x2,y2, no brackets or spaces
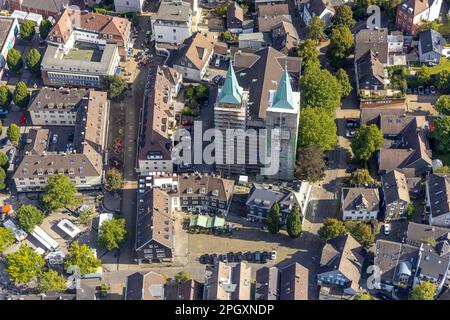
126,272,165,300
173,33,214,71
279,262,309,300
419,29,446,55
342,187,380,212
399,0,430,16
381,170,410,204
356,49,386,87
319,233,364,292
255,266,279,300
406,222,450,246
257,3,291,33
427,174,450,218
227,2,244,23
355,28,389,64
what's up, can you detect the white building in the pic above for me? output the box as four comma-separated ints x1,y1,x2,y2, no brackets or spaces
151,1,193,45
341,187,380,221
0,17,19,78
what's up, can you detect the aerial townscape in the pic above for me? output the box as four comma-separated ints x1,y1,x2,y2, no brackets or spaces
1,0,450,305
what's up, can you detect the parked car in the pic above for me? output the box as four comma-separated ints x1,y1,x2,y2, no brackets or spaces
413,87,418,94
235,252,243,262
345,118,359,128
254,251,261,263
226,252,234,262
346,130,356,138
270,250,277,260
384,223,391,235
424,86,430,95
0,109,9,117
245,251,253,262
0,137,8,147
7,147,16,163
212,75,222,85
200,254,209,264
376,292,392,300
430,85,436,94
418,86,424,95
407,87,412,94
219,254,227,263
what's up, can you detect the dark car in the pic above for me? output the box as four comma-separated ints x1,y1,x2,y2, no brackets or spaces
0,137,8,147
245,251,253,262
254,251,261,262
235,252,243,262
219,254,227,263
346,118,359,128
200,254,209,264
211,254,219,264
212,75,223,85
375,292,392,300
227,252,234,262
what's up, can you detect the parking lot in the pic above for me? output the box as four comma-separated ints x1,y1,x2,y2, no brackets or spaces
406,93,439,115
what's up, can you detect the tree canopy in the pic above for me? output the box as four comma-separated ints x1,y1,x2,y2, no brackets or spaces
326,25,354,68
298,108,338,151
287,204,302,238
354,293,375,300
411,281,436,300
346,221,374,247
432,116,450,153
300,66,342,115
351,125,384,162
297,39,320,72
346,168,376,186
307,16,325,42
64,242,101,275
335,68,352,97
174,271,191,284
434,95,450,115
0,167,6,191
416,66,431,86
6,48,23,74
97,217,127,251
7,123,21,144
37,270,67,293
332,5,355,28
435,70,450,93
295,145,326,183
0,227,14,253
6,245,45,284
39,19,53,40
16,204,45,233
105,168,124,192
77,208,96,226
13,81,30,109
20,20,36,41
318,218,346,241
42,174,78,211
25,49,41,74
266,202,281,234
105,75,128,101
0,85,12,109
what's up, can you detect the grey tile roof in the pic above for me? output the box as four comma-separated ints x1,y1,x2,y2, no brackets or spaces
0,18,15,54
342,187,380,212
246,184,284,209
355,28,389,64
126,272,165,300
356,49,386,88
279,262,309,300
19,0,69,14
381,170,410,204
154,1,192,23
426,174,450,218
406,222,450,246
255,266,279,300
419,29,446,55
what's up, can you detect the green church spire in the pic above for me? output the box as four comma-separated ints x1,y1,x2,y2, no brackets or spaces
218,61,243,105
271,66,294,110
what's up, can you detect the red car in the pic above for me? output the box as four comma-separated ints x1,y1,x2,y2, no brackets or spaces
20,114,26,126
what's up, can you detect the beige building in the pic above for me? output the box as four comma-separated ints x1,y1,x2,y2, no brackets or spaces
13,88,109,192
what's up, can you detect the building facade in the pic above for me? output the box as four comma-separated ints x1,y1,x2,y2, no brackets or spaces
0,17,19,79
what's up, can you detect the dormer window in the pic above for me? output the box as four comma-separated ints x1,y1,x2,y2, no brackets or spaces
212,189,219,197
187,187,193,194
200,187,207,194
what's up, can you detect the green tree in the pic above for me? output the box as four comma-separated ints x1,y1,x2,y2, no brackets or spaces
297,39,320,72
42,174,77,211
0,167,6,190
5,245,45,284
295,145,326,182
16,204,45,233
300,66,342,114
266,202,281,234
416,66,431,86
20,20,36,41
346,168,376,186
411,281,436,300
223,30,234,42
0,227,14,252
105,75,128,101
307,16,325,42
435,70,450,93
332,5,355,28
336,68,352,97
78,208,96,226
287,204,302,238
13,81,30,109
174,271,191,284
7,123,20,144
97,217,127,251
194,84,209,101
37,270,67,293
25,49,41,74
64,241,101,275
432,116,450,153
434,95,450,115
406,202,415,218
105,168,124,192
6,48,23,73
318,218,346,241
298,108,338,151
351,124,384,162
184,85,195,99
434,165,450,173
347,221,374,247
0,85,12,109
326,25,354,68
99,283,110,297
354,293,375,300
39,19,53,40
